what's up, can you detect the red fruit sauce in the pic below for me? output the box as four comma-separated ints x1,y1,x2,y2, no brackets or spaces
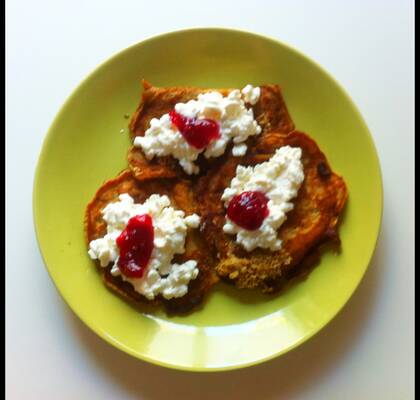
169,110,220,149
116,214,154,278
227,191,269,231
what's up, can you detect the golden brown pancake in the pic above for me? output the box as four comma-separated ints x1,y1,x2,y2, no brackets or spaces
85,170,218,314
127,80,295,181
196,131,348,292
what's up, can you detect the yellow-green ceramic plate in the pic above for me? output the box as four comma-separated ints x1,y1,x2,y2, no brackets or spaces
33,28,383,371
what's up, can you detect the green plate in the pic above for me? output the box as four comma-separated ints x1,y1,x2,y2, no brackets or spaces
33,28,383,371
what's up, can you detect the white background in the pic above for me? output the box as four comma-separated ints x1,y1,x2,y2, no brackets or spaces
6,1,414,399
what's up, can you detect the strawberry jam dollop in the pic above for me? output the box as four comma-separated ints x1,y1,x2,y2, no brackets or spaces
227,191,270,231
169,110,220,149
116,214,154,278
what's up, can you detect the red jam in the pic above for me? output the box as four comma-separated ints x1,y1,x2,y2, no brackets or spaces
227,191,269,230
169,110,220,149
116,214,154,278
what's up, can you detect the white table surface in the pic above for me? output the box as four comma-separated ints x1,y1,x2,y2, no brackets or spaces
6,0,414,399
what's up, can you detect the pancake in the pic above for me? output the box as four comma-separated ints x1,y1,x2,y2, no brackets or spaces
85,79,348,308
85,169,218,314
128,80,295,181
196,130,348,292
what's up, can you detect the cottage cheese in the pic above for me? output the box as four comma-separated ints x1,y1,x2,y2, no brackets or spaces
241,84,261,105
221,146,304,251
88,194,200,300
134,85,262,174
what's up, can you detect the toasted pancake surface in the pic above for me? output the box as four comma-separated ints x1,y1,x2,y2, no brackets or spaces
85,170,218,313
196,131,348,292
128,81,295,181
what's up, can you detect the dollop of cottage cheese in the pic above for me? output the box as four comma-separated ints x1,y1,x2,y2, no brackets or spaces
221,146,304,252
134,85,262,175
88,194,200,300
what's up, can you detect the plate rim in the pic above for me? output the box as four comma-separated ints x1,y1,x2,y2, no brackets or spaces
33,27,384,372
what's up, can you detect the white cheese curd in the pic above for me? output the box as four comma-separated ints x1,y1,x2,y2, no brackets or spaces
88,193,200,300
241,84,261,105
134,85,262,174
221,146,304,252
